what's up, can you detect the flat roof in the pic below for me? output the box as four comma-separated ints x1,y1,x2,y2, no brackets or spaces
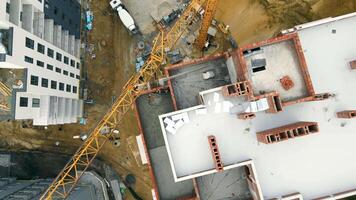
196,165,252,199
135,92,195,199
243,39,309,102
159,13,356,199
167,54,232,110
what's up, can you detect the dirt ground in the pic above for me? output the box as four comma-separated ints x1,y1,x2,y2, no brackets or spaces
0,0,355,199
216,0,356,46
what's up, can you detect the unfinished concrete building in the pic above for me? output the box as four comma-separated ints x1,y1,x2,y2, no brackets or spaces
134,12,356,200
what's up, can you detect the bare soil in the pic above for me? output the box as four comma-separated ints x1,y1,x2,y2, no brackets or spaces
216,0,356,46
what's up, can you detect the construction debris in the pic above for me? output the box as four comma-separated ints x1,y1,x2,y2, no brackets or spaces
0,82,11,96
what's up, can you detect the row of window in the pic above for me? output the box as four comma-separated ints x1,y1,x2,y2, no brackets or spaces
30,75,78,94
24,56,80,80
25,37,80,69
19,97,40,108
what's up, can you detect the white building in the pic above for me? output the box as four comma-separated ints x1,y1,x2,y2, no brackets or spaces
0,0,82,126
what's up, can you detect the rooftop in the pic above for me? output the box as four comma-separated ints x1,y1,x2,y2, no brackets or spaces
135,92,195,199
158,12,356,199
242,34,312,103
166,54,232,110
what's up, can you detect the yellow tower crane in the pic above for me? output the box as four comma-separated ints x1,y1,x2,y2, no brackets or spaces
40,0,205,199
195,0,219,50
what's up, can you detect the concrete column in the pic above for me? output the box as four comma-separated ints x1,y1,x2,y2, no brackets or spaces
22,4,34,33
68,35,75,55
9,0,21,26
61,30,69,52
57,97,65,124
49,96,59,125
71,99,77,123
44,19,54,43
33,11,44,39
53,25,62,48
64,98,72,123
75,39,81,58
78,100,83,118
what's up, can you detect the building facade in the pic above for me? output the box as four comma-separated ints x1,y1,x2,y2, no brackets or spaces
0,0,82,126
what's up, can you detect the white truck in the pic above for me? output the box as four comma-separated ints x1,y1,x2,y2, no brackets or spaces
110,0,137,34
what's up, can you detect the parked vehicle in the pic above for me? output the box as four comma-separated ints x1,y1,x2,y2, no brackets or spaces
109,0,122,9
109,0,138,34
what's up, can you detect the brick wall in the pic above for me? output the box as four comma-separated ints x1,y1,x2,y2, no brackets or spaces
207,135,223,172
337,110,356,119
257,122,319,144
238,112,256,120
222,81,252,98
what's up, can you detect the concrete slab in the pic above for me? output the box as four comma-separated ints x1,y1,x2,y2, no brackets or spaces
196,167,251,200
244,40,308,102
149,146,194,200
169,58,231,109
136,91,195,199
136,92,174,149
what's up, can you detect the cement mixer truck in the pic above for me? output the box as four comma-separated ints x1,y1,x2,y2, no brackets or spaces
110,0,138,34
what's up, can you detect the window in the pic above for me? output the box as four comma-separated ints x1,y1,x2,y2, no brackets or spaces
63,70,68,75
59,82,65,91
6,3,10,14
41,78,48,88
70,59,75,67
20,11,22,22
32,98,40,107
76,62,80,69
25,37,34,49
55,67,61,73
66,84,71,92
30,75,38,85
47,64,53,70
24,56,33,64
76,75,80,80
70,73,74,78
72,86,77,94
47,48,54,58
37,43,45,54
36,60,44,67
64,56,69,64
51,80,57,89
19,97,28,107
56,52,62,61
54,7,58,15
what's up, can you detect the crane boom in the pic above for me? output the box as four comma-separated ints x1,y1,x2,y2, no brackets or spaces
40,0,204,199
195,0,219,49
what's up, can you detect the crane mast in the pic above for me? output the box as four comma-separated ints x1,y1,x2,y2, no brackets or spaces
195,0,219,49
40,0,204,199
